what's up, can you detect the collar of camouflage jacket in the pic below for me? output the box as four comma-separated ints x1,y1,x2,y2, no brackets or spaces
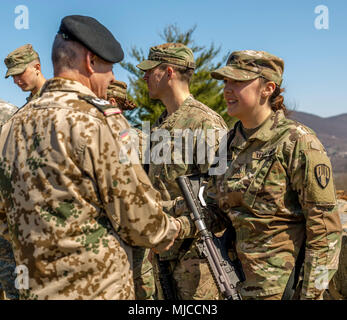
40,77,97,97
26,86,44,103
232,110,285,147
153,94,194,129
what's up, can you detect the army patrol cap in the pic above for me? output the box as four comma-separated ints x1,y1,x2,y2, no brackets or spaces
137,43,196,71
58,15,124,63
211,50,284,86
107,80,127,100
4,44,39,79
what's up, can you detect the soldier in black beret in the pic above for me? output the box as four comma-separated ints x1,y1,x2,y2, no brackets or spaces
57,15,124,64
0,15,180,299
51,15,124,100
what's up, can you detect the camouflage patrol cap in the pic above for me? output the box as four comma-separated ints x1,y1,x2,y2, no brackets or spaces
211,50,284,86
4,44,39,78
137,43,195,71
107,80,127,100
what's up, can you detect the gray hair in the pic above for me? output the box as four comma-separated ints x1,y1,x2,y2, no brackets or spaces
51,34,84,74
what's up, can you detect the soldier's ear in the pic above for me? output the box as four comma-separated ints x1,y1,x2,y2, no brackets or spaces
33,62,41,73
108,97,116,106
85,51,96,74
261,80,276,99
167,66,173,79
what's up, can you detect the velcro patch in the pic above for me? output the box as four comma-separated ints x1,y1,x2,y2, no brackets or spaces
304,150,336,205
78,94,122,116
314,164,331,189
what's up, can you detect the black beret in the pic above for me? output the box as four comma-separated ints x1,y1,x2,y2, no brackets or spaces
58,15,124,63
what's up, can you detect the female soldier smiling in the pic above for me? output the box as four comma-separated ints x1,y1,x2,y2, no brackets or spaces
210,50,342,300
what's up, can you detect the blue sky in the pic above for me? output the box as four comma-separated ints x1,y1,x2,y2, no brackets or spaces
0,0,346,117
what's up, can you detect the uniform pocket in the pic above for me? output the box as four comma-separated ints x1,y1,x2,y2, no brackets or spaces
242,148,280,214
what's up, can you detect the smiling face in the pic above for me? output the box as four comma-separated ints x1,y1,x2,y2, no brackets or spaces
223,77,265,120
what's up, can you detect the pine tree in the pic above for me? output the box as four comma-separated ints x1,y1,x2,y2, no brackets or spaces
121,24,236,128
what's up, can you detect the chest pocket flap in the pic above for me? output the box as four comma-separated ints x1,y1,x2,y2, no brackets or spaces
243,147,277,208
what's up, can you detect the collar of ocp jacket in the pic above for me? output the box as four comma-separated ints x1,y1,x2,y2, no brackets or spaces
40,77,97,97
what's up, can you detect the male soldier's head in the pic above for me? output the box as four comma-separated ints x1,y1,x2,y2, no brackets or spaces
107,80,137,110
136,43,195,101
4,44,46,95
51,15,123,99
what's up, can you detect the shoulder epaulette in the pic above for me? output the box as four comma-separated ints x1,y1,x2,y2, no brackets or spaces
78,94,122,116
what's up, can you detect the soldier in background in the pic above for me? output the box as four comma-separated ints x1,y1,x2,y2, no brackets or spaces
4,44,46,105
107,81,154,300
137,43,228,300
0,100,19,300
0,15,179,300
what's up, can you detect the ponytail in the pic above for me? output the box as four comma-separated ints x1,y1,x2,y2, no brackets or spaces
270,85,287,114
260,77,288,115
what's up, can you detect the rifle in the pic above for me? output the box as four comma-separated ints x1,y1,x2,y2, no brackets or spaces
176,174,245,300
154,255,177,300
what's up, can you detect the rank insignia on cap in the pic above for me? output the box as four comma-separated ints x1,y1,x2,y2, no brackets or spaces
314,164,331,189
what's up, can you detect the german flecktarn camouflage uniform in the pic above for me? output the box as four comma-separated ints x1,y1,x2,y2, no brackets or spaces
107,80,154,300
0,101,19,300
0,77,178,300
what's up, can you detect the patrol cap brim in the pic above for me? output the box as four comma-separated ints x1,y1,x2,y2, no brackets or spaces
211,65,260,81
5,64,27,79
136,60,162,71
58,15,124,64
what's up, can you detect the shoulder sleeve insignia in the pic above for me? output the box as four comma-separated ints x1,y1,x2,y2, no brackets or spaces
314,164,331,189
78,94,122,116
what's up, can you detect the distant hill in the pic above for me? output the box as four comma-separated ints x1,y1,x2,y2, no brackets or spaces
289,111,347,188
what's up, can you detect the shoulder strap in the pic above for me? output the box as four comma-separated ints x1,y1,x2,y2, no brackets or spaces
78,95,122,116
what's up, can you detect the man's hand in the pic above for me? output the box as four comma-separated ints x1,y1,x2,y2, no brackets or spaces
152,218,181,254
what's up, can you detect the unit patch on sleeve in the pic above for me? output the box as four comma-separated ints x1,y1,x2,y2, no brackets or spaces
314,164,331,189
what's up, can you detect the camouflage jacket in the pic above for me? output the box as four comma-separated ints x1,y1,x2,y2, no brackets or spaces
0,77,178,300
214,110,342,299
148,95,228,260
0,101,17,127
25,87,43,104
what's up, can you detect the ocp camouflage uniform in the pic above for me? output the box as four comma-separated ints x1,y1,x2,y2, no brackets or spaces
0,78,178,300
214,111,342,299
25,88,43,105
148,95,228,300
107,81,154,300
0,101,19,300
324,199,347,299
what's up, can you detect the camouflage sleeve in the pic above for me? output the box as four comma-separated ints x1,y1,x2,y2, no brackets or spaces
82,118,178,252
0,209,10,241
289,133,342,299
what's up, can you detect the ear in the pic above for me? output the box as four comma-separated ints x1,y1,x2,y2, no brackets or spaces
33,63,41,73
261,81,276,98
108,97,116,106
167,66,174,79
85,51,96,75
